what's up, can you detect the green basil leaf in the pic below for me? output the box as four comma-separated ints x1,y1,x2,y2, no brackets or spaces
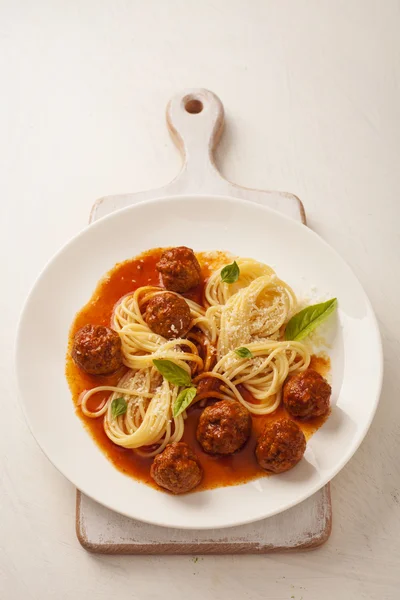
111,397,127,419
221,261,240,284
234,347,253,359
284,298,337,341
173,386,197,418
153,359,192,387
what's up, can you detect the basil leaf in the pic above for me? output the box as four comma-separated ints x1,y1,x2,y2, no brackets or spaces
173,386,197,418
221,261,240,284
153,359,192,387
111,397,127,419
284,298,337,341
234,347,253,359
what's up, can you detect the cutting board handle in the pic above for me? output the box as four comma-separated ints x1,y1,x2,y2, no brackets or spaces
166,88,225,190
91,88,304,223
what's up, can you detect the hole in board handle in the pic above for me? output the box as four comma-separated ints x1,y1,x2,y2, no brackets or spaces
184,99,203,114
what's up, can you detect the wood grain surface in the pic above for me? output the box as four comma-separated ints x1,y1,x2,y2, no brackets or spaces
76,487,331,554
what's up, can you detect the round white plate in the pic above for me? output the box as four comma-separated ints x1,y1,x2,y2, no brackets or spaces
16,195,382,529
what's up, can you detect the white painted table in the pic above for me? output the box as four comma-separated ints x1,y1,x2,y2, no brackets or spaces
1,1,399,598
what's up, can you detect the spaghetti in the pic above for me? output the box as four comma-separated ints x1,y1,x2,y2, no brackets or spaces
205,257,275,306
216,273,297,359
211,340,310,415
75,252,311,454
80,367,185,457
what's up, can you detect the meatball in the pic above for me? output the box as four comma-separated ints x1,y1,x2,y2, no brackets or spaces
71,324,123,375
150,442,203,494
156,246,201,293
144,292,191,339
255,419,306,473
196,400,252,455
195,376,222,401
283,369,331,419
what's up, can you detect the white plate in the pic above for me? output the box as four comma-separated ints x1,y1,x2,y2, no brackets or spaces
16,195,382,529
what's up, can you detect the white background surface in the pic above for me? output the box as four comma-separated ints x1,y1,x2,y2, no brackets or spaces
1,1,399,598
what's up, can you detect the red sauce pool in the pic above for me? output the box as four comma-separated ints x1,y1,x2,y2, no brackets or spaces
66,249,330,491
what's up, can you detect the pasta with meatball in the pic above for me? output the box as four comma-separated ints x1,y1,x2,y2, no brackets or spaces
67,246,335,494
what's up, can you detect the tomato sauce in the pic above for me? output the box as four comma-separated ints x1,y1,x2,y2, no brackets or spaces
66,249,330,491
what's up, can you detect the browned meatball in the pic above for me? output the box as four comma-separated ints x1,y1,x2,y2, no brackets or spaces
283,369,331,420
144,292,191,339
71,324,123,375
150,442,203,494
156,246,201,293
197,400,252,455
255,419,306,473
195,376,222,401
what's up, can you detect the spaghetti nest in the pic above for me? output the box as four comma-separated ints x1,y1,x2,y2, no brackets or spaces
80,256,311,455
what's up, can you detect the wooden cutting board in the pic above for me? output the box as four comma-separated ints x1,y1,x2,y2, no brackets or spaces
76,88,332,554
